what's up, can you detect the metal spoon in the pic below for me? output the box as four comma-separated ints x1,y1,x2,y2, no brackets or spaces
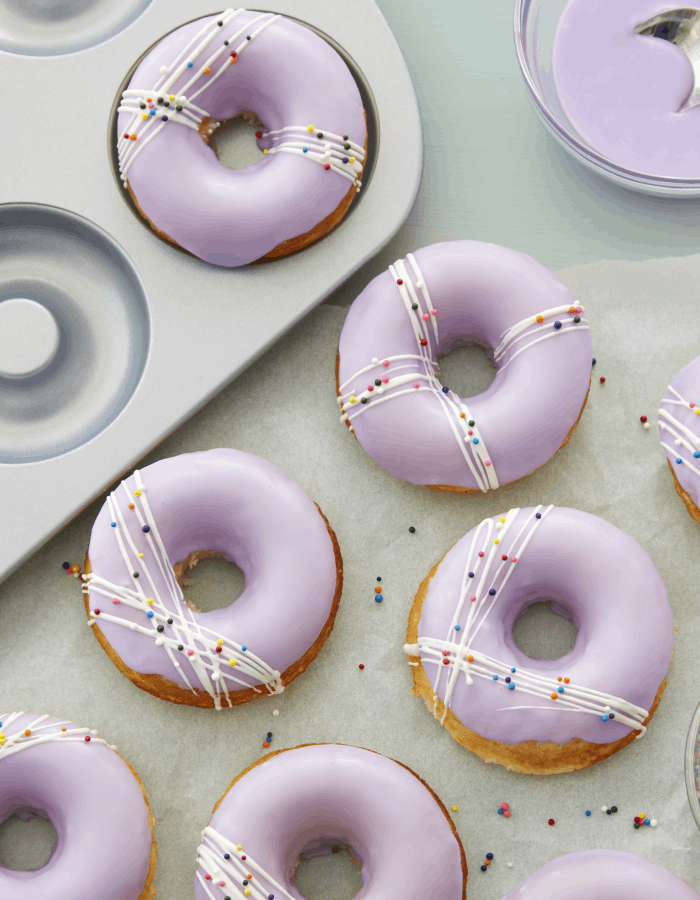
635,8,700,111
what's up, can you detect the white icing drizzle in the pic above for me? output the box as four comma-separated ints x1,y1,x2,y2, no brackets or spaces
404,506,649,737
659,385,700,477
196,825,296,900
493,305,589,372
338,260,588,492
262,126,363,188
117,8,363,192
0,713,112,759
117,9,281,182
83,470,284,711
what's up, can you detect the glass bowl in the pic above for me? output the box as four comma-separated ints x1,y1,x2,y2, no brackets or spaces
513,0,700,197
685,701,700,830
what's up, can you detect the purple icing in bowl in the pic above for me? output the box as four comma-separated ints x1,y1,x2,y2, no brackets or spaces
553,0,700,179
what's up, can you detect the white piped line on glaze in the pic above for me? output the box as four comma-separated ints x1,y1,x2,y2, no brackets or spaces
493,305,589,372
404,506,649,737
84,470,283,710
659,385,700,476
197,825,296,900
262,126,363,188
0,713,111,759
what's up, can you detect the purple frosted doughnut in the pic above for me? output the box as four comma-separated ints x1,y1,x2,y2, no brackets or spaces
84,449,342,710
0,712,154,900
337,241,592,491
116,9,366,266
405,505,673,773
504,851,699,900
658,353,700,522
194,744,465,900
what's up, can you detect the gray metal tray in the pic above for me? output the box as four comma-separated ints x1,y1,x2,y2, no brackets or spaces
0,0,422,584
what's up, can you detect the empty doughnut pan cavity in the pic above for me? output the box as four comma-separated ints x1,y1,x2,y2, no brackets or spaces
0,204,150,465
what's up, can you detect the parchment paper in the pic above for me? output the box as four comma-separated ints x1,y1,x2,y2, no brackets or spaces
2,252,700,899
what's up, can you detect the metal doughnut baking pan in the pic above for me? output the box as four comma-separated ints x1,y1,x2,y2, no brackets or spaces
0,0,423,584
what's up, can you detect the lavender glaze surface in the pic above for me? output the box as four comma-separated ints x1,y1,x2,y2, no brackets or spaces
194,744,463,900
503,850,700,900
553,0,700,177
413,506,673,745
658,353,700,509
86,449,338,702
0,713,152,900
117,9,366,266
337,241,592,489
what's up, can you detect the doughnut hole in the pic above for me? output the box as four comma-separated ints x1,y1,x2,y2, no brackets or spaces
294,839,363,900
512,599,579,661
0,810,57,871
208,111,267,170
173,551,246,613
435,342,497,400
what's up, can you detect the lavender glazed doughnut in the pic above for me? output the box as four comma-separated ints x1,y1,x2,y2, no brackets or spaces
83,449,343,710
404,505,673,774
116,8,366,266
336,241,592,491
658,354,700,523
504,850,700,900
0,712,156,900
194,744,466,900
